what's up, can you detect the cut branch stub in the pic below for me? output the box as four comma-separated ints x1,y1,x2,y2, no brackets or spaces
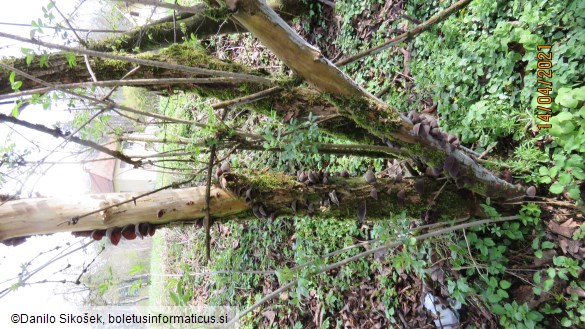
0,187,247,242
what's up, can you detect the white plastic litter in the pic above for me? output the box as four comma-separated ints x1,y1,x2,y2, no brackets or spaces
423,293,461,329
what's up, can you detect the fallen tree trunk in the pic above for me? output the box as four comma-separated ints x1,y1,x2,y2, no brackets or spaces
0,173,475,244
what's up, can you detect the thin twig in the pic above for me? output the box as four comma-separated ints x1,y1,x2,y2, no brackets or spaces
120,0,206,13
211,86,283,110
0,21,127,33
0,113,140,167
432,180,448,202
477,143,496,160
203,144,216,263
316,0,335,8
0,61,260,142
99,65,142,101
74,245,105,284
463,228,488,281
49,0,87,47
0,77,259,101
0,239,94,298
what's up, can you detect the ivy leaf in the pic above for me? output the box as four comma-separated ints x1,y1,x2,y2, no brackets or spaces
557,269,568,280
556,87,579,108
554,111,574,122
573,168,585,180
558,173,572,185
533,272,541,284
549,118,574,136
492,304,506,315
531,238,540,250
549,182,564,194
561,317,572,327
567,185,581,200
65,52,77,67
25,54,34,66
496,288,508,298
499,280,511,289
578,106,585,119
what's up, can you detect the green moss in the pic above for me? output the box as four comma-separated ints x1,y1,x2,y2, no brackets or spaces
405,143,447,167
324,94,402,138
159,44,249,73
239,172,298,192
320,118,375,144
192,83,263,102
92,57,134,76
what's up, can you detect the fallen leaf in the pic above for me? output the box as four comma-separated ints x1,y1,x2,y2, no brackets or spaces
548,219,579,238
262,310,276,327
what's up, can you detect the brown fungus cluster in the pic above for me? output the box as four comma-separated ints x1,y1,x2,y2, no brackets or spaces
296,170,330,185
71,222,157,246
408,111,460,152
1,236,29,247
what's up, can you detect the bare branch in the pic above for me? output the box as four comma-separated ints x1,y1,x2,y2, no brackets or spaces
0,21,127,34
0,113,141,167
203,144,216,263
120,0,206,13
49,0,88,47
0,78,257,101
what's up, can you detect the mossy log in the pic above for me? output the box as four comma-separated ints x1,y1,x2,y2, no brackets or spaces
0,172,475,245
0,44,267,96
227,172,476,221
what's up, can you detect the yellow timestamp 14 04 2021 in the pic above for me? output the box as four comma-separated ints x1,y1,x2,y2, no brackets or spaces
535,44,553,130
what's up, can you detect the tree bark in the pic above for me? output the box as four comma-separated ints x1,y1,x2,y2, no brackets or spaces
0,51,381,144
0,173,475,244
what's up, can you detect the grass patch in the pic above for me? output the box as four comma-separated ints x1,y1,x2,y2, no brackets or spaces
148,230,167,308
